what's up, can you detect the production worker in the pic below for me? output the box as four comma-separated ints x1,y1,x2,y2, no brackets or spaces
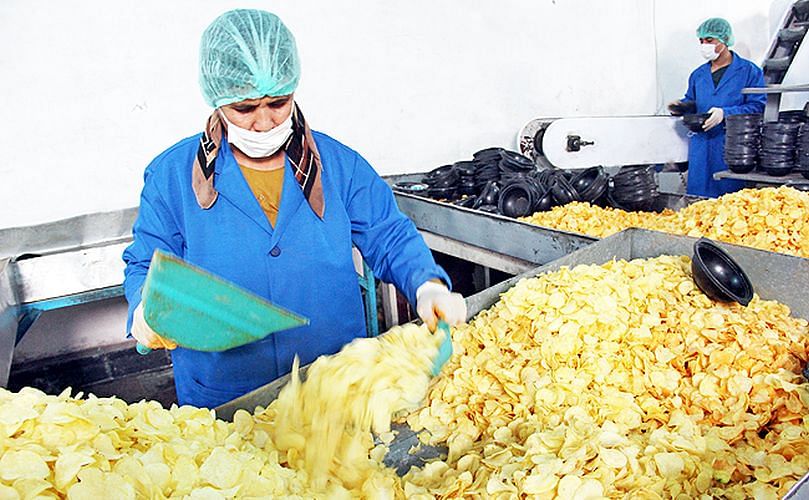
669,18,766,198
123,9,466,408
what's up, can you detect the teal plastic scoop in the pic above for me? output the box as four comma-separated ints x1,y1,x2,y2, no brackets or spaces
136,249,308,354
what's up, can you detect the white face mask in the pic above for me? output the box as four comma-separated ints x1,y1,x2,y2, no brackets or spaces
700,42,720,61
220,109,294,159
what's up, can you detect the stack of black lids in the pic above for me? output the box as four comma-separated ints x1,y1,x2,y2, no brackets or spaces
608,165,659,211
499,150,536,178
472,148,503,191
797,122,809,179
759,111,806,176
422,164,458,200
453,160,478,196
724,114,762,173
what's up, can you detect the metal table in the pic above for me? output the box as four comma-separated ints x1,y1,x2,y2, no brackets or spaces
713,169,808,185
742,83,809,122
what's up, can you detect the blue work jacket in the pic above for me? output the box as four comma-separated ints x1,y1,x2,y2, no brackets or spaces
123,132,450,408
683,52,766,197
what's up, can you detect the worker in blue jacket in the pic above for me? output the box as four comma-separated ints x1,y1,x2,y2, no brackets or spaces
669,18,766,198
123,9,466,408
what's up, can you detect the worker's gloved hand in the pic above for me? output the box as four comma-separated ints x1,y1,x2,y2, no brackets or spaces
703,107,724,131
416,281,466,332
131,302,177,350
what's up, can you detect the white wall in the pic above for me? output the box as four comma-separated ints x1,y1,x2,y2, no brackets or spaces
0,0,775,231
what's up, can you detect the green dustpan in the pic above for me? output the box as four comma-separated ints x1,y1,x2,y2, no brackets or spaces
136,249,308,354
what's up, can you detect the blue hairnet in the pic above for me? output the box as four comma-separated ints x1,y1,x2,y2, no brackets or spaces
697,17,734,46
199,9,300,108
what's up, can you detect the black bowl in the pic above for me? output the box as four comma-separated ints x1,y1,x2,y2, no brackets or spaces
691,238,754,306
534,187,556,212
454,161,478,176
392,181,430,195
570,166,602,192
571,167,609,202
497,183,535,217
479,181,501,206
682,113,711,133
423,165,458,187
727,163,757,174
550,177,580,205
762,165,794,176
473,147,505,162
668,100,697,116
790,183,809,191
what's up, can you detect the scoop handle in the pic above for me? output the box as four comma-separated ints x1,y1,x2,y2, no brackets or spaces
431,320,453,376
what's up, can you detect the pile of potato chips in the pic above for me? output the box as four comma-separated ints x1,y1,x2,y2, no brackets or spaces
0,324,441,499
3,255,809,498
0,387,313,499
404,256,809,498
520,186,809,258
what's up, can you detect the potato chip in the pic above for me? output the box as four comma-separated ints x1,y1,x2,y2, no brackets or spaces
0,450,50,481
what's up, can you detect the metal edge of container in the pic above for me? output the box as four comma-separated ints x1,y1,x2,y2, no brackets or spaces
468,228,809,321
383,173,704,254
0,259,18,387
0,208,138,260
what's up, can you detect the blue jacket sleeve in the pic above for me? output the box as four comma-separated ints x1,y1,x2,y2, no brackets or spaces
122,165,184,335
723,64,766,116
345,154,451,306
683,72,696,102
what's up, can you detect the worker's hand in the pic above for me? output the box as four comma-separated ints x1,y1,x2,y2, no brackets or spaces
131,302,177,350
703,107,724,131
416,281,466,332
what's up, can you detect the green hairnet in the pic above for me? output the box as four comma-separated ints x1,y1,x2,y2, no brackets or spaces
697,17,734,46
199,9,300,108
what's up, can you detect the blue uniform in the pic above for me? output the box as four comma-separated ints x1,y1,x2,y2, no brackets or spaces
123,132,450,408
683,52,766,197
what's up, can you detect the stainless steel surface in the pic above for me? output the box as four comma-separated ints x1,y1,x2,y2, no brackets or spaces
742,83,809,93
742,84,809,123
13,242,130,305
0,260,18,386
0,210,137,387
387,189,596,266
784,471,809,499
467,228,809,321
420,231,535,274
0,208,137,260
713,169,809,186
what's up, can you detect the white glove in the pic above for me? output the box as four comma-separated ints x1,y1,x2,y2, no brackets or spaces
703,107,724,131
416,281,466,332
131,302,177,350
